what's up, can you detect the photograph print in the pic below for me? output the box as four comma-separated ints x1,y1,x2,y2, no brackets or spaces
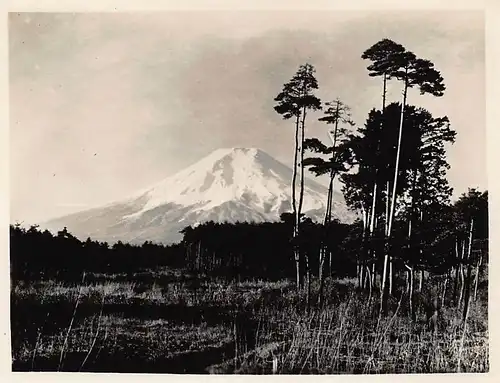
9,10,488,374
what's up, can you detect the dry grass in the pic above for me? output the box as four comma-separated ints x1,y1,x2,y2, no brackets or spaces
232,278,489,374
11,270,488,374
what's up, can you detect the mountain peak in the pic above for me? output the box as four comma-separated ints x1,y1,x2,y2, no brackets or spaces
130,147,307,216
216,147,260,154
204,147,266,162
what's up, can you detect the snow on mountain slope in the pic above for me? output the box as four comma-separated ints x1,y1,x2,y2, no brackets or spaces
44,148,355,244
127,148,327,218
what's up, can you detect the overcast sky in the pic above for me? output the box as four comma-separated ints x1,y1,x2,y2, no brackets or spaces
9,11,485,224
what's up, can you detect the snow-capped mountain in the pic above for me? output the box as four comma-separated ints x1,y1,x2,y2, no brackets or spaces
44,148,355,244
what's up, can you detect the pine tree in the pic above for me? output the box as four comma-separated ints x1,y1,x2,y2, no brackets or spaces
274,63,322,290
304,98,355,306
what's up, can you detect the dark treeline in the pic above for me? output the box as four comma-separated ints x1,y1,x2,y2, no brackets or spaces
10,225,184,281
10,187,487,289
9,215,354,282
180,213,355,280
180,189,488,282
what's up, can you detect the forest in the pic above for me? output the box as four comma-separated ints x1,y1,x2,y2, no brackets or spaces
10,38,489,374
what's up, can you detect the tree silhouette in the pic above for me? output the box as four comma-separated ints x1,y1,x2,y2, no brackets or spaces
362,39,446,313
362,39,407,249
274,63,322,291
304,98,355,305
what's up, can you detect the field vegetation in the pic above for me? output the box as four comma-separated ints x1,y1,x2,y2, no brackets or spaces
11,240,488,373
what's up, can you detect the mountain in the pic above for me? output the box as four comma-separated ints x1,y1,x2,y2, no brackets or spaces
44,148,355,244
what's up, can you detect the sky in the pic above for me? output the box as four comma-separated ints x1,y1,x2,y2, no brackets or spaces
9,11,485,224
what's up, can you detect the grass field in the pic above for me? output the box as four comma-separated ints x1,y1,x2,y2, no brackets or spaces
11,268,488,374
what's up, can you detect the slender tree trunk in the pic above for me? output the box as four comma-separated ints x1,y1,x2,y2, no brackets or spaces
453,239,461,305
359,262,365,289
371,262,376,289
442,270,449,307
357,262,361,288
365,73,387,300
292,114,301,290
418,269,423,292
318,179,332,303
368,182,378,292
329,250,332,278
463,262,473,321
458,266,464,306
305,252,311,313
197,241,201,271
295,260,301,292
369,72,387,240
379,242,389,317
385,71,409,304
388,72,409,235
459,240,466,307
295,107,308,291
405,268,410,294
318,243,325,305
382,72,387,115
409,266,415,321
385,181,390,236
318,145,336,305
380,181,391,316
319,102,340,303
361,207,368,289
463,219,474,321
298,107,307,221
473,254,482,301
389,256,393,296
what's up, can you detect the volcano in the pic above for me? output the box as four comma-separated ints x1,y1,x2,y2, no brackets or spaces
44,148,354,244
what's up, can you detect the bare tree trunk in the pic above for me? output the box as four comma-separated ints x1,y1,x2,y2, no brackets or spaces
388,73,408,233
197,241,202,271
379,244,389,317
386,72,409,303
459,240,466,307
368,181,378,289
458,266,464,307
405,268,410,294
366,72,387,287
318,245,326,307
453,239,460,305
362,265,367,289
329,250,332,278
418,269,423,292
360,207,368,289
369,182,378,236
389,257,393,296
318,167,335,308
298,108,307,223
463,219,474,321
367,265,373,301
371,262,376,289
463,262,473,322
379,181,391,317
292,114,300,290
442,270,449,307
305,252,311,313
409,266,415,321
357,262,362,288
385,181,390,236
473,254,482,301
296,107,308,292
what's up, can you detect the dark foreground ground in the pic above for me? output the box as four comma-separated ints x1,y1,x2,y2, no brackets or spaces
11,268,488,374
